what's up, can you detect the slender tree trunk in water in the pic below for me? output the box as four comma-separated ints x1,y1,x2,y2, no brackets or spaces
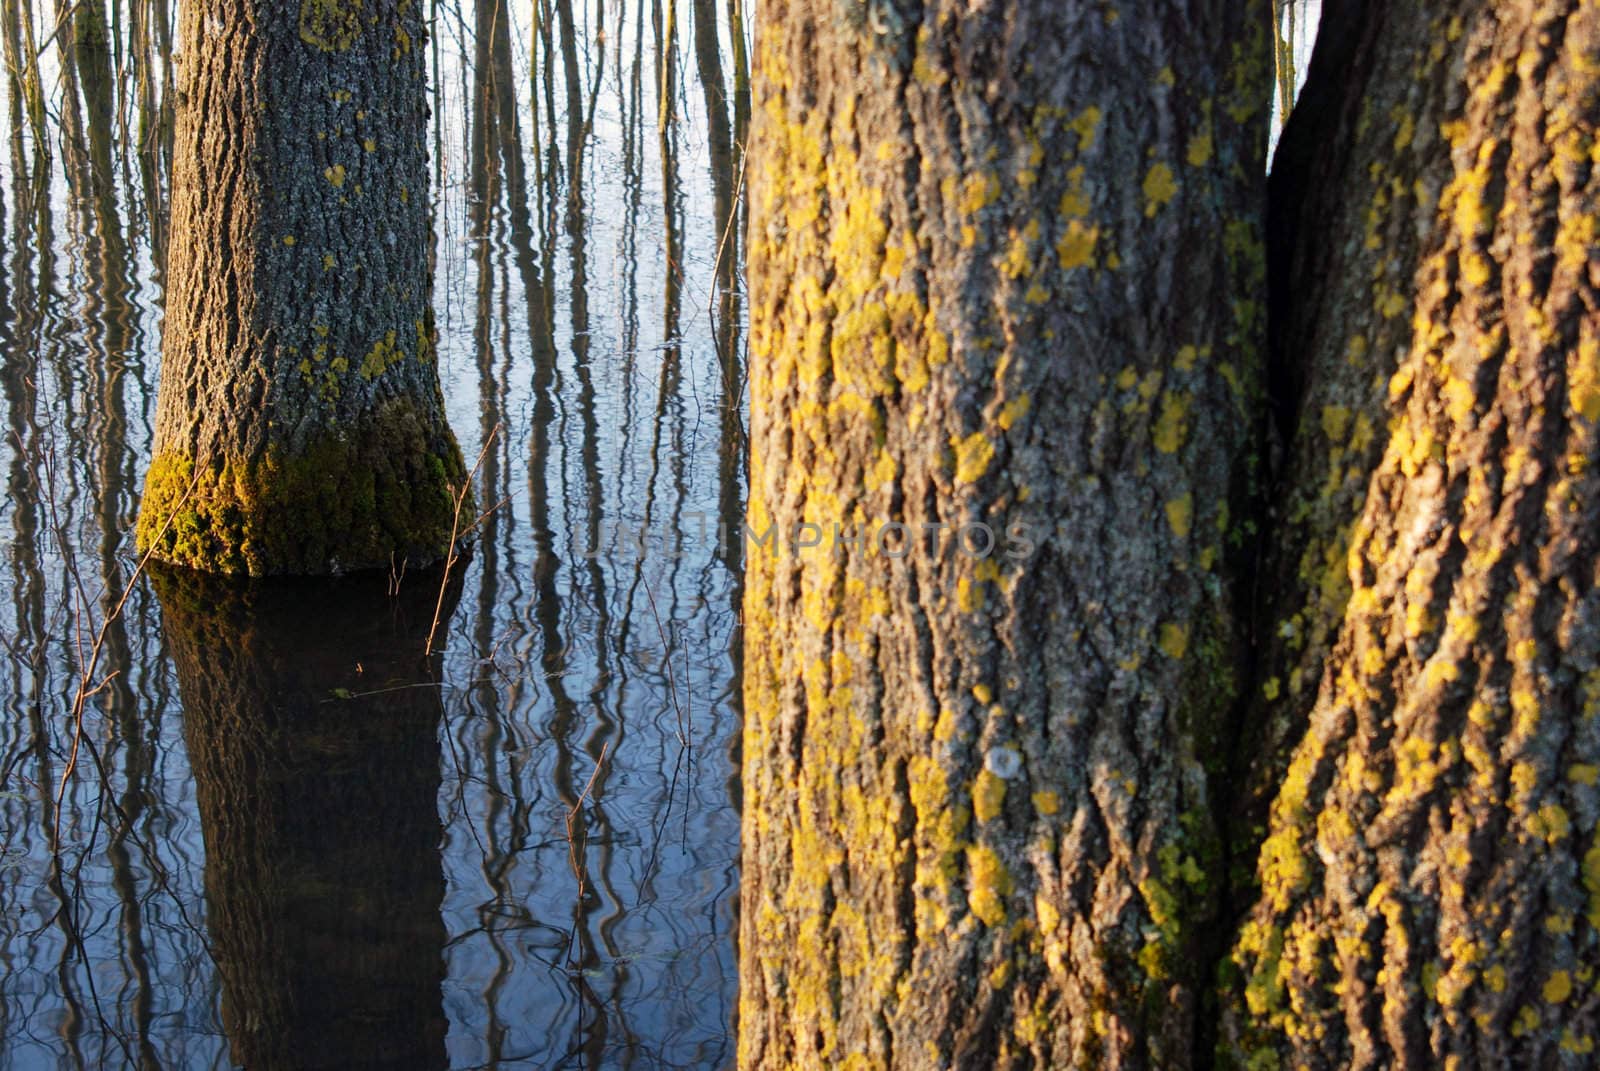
4,0,49,162
554,0,585,213
1227,1,1600,1066
151,567,454,1070
0,0,30,174
131,0,166,253
654,0,676,137
726,0,748,154
1272,1,1296,127
136,0,467,574
691,0,738,388
51,0,113,197
740,1,1269,1066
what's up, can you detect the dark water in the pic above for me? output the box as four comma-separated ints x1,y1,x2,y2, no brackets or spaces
0,0,747,1065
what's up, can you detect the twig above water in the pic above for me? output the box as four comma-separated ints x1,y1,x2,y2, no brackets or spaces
424,423,502,658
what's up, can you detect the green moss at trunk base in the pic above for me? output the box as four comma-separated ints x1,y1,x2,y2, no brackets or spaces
136,399,468,576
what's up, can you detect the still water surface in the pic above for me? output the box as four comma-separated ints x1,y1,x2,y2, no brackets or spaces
0,0,746,1064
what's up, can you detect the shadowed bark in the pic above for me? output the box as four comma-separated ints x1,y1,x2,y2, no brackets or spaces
1228,1,1600,1066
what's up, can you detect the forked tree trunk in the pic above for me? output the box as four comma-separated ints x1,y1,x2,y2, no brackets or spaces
1229,1,1600,1066
740,1,1270,1065
136,0,465,574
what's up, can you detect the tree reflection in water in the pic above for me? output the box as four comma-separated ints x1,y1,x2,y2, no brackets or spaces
153,566,460,1070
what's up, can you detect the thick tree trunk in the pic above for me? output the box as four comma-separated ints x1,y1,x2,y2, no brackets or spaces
136,0,466,574
1229,1,1600,1066
151,567,456,1070
740,1,1269,1066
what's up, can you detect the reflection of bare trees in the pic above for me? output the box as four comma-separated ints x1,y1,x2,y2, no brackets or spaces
153,567,458,1071
0,0,754,1060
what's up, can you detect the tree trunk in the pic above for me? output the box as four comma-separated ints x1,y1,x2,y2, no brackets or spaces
1229,1,1600,1066
151,566,456,1070
136,0,466,574
739,1,1270,1066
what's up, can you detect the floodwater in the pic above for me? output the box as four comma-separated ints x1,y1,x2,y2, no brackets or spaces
0,0,747,1065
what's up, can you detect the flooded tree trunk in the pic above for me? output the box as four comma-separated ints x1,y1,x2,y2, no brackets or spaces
151,567,455,1070
691,0,733,317
739,1,1269,1066
131,0,171,253
136,0,467,574
1272,0,1298,127
725,0,749,160
1228,1,1600,1066
52,0,115,201
2,0,48,166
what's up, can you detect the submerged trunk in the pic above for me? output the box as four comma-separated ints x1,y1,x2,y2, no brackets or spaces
740,1,1270,1065
152,567,455,1070
1230,1,1600,1066
136,0,466,574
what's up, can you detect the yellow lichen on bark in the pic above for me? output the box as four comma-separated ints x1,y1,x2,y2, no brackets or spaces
742,2,1271,1068
1230,4,1600,1067
299,0,362,51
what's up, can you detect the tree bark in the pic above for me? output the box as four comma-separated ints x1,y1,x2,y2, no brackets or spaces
1229,1,1600,1066
136,0,466,574
151,566,457,1070
739,1,1270,1066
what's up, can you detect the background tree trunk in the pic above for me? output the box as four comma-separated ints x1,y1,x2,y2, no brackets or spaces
136,0,466,574
152,567,456,1070
1229,1,1600,1065
739,1,1269,1066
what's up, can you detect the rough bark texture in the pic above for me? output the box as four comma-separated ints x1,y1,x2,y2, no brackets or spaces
152,566,456,1070
136,0,465,574
1229,1,1600,1066
740,1,1269,1066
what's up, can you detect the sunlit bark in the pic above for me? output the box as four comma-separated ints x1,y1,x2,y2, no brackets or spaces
740,1,1271,1065
136,0,466,574
1229,1,1600,1066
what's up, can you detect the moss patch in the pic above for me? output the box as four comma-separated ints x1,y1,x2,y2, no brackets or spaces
136,398,467,576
